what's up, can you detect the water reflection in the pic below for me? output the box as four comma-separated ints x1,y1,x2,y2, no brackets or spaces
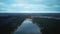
14,18,41,34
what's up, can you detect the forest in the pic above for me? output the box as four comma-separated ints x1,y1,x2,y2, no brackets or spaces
0,13,60,34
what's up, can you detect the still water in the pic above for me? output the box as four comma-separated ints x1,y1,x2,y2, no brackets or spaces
14,19,41,34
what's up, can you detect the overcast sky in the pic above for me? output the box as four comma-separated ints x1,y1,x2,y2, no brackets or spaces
0,0,60,13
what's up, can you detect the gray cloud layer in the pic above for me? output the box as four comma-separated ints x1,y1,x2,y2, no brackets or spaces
0,0,60,13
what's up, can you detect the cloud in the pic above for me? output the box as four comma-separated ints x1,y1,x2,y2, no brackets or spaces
0,2,4,5
0,0,60,13
7,3,49,11
0,11,60,13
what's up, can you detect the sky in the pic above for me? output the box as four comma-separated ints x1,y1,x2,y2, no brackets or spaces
0,0,60,13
